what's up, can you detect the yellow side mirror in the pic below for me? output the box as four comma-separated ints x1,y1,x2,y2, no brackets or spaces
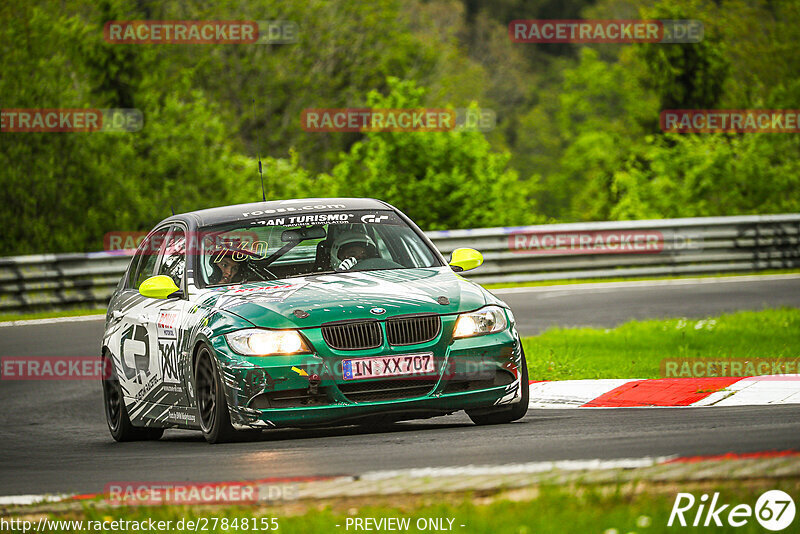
139,275,181,299
449,248,484,272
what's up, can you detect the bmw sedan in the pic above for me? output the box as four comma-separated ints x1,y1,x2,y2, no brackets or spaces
102,198,528,443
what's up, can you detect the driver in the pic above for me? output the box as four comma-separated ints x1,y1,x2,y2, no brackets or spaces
217,255,241,284
208,248,246,285
331,232,379,271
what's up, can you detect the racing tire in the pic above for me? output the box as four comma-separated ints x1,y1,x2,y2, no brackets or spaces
195,345,238,444
466,347,530,426
102,353,164,442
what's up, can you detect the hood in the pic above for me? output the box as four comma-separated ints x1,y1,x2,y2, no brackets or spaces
196,267,498,329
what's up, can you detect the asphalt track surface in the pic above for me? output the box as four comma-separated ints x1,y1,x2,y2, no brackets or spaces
1,276,799,496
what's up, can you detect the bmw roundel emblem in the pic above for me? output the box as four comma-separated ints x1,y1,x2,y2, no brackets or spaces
370,307,386,315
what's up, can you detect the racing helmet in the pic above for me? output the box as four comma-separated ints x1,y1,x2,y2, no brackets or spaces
330,231,378,269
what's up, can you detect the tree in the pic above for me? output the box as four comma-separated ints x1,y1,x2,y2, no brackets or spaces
321,77,540,230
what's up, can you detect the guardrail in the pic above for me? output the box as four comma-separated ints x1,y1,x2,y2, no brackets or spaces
1,214,798,313
428,213,800,285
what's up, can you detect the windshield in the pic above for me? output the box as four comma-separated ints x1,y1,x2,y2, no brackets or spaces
198,209,442,287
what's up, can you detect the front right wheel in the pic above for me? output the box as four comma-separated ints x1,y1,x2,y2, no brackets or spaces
195,345,238,444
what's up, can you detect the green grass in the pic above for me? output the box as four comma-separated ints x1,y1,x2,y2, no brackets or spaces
483,268,800,290
522,307,800,380
0,308,105,323
30,480,797,533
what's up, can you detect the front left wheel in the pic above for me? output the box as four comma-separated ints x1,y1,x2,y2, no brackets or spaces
195,345,238,444
466,347,530,425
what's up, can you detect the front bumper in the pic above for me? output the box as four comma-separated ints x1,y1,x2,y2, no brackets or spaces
209,318,523,428
237,387,518,427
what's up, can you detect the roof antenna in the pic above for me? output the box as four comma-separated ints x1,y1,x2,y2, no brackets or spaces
252,97,266,202
170,205,175,216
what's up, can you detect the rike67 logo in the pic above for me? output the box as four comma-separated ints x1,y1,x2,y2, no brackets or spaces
669,490,796,531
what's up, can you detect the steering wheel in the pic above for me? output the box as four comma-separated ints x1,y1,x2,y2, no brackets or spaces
345,257,404,271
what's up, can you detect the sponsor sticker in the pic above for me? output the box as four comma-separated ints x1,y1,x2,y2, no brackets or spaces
156,311,179,339
242,204,346,217
120,323,153,384
159,340,181,385
166,410,196,423
250,212,355,226
361,214,390,224
214,283,306,304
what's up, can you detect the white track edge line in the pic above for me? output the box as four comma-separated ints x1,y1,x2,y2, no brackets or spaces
0,314,106,328
491,274,800,294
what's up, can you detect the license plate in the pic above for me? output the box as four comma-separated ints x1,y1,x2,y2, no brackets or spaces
342,353,435,380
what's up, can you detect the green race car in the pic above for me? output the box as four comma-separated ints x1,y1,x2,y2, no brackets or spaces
102,198,529,443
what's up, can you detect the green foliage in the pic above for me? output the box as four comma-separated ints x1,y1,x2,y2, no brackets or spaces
610,132,800,220
0,0,528,254
147,0,487,174
0,3,250,254
1,0,799,255
637,1,730,110
321,78,540,230
548,47,658,220
599,0,800,220
522,0,800,222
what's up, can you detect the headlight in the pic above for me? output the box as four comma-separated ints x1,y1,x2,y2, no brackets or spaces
225,328,311,356
453,306,508,338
